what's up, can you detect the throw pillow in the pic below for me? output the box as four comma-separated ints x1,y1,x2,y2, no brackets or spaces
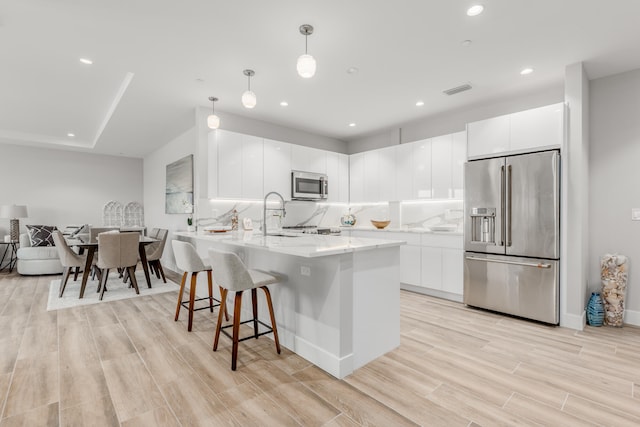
26,225,57,247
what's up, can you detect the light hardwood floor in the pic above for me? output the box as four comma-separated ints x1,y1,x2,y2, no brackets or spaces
0,270,639,426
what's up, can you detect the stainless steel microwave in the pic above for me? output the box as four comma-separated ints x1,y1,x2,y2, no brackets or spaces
291,170,328,200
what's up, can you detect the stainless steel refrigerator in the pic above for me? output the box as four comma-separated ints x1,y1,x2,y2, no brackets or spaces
463,150,560,324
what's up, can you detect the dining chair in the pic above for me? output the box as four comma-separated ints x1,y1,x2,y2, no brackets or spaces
145,229,168,282
172,240,228,331
96,232,140,300
208,248,281,371
51,230,95,297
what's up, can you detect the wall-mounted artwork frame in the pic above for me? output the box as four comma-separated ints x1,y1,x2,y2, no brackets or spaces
165,154,194,214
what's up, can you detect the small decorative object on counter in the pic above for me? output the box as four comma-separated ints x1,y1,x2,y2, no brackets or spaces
600,253,628,327
340,209,356,227
231,209,239,231
187,216,195,232
370,220,390,229
586,292,604,327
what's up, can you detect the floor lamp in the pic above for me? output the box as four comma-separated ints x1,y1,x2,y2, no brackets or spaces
0,205,28,242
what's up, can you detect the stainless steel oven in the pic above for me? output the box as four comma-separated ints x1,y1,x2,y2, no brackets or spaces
291,170,328,200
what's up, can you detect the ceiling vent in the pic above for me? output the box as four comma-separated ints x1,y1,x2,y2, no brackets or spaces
443,83,472,96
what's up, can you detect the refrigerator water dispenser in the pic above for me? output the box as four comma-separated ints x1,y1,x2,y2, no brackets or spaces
470,207,496,243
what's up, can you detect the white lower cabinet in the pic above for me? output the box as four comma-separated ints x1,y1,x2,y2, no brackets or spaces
442,248,463,295
349,230,463,300
421,246,443,290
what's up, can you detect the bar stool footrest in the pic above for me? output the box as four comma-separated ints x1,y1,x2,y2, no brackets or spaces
220,319,274,343
180,296,221,312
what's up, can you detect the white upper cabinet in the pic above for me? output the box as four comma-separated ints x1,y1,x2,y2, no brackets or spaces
207,131,218,199
395,143,413,201
292,144,326,174
378,146,396,202
241,134,264,199
467,115,510,159
349,153,365,203
510,103,563,152
467,102,564,159
413,139,432,199
451,131,466,199
363,150,380,202
431,134,453,199
338,153,349,203
264,139,292,200
216,130,244,198
326,152,349,203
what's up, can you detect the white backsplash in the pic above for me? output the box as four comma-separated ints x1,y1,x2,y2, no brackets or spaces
196,198,463,232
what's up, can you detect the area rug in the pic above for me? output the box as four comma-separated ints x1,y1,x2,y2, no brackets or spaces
47,269,178,311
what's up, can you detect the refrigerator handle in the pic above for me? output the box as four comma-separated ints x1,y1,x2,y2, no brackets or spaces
499,165,505,246
465,255,552,269
506,164,512,247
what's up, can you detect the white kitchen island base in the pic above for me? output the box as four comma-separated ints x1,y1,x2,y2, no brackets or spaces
175,232,401,379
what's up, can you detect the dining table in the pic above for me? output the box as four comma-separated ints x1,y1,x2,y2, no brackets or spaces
66,233,159,298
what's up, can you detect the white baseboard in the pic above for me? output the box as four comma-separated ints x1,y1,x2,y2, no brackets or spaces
560,310,586,330
624,309,640,326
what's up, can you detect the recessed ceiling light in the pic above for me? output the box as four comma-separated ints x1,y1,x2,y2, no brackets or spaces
79,58,93,65
416,101,425,107
280,101,289,107
348,123,356,127
520,68,534,75
467,5,484,16
67,133,75,137
347,67,359,74
461,39,473,47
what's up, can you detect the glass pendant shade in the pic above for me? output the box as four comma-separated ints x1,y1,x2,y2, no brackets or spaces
297,54,316,78
242,90,257,109
207,114,220,129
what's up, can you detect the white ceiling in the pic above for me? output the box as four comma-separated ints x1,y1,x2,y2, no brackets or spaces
2,0,640,157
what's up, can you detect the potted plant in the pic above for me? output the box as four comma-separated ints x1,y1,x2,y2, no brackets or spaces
183,200,196,232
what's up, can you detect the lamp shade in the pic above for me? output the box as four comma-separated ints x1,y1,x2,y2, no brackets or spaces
242,90,257,109
297,54,316,78
207,114,220,129
0,205,28,219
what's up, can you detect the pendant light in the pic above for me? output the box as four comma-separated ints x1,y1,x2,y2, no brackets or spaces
241,69,256,109
207,96,220,129
297,24,316,78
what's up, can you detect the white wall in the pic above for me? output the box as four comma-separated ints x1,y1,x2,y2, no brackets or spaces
0,142,142,237
562,63,590,329
590,68,640,324
196,107,347,154
347,84,564,153
143,127,197,270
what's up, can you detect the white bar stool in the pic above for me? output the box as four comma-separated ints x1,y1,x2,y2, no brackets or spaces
172,240,228,331
208,248,281,371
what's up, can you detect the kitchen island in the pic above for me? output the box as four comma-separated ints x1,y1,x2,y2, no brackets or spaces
174,230,404,378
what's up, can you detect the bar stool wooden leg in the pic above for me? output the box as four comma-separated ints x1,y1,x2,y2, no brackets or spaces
220,286,230,320
262,286,281,354
188,272,199,332
175,272,188,321
231,291,243,371
251,288,259,339
207,270,214,313
213,287,228,351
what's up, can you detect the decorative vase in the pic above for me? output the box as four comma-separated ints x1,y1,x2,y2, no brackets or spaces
340,210,356,227
586,292,604,327
600,254,628,327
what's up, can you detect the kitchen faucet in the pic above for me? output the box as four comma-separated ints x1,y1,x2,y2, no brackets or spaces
263,191,286,236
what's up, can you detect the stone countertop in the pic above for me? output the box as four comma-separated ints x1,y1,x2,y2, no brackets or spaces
342,226,463,236
174,230,405,258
